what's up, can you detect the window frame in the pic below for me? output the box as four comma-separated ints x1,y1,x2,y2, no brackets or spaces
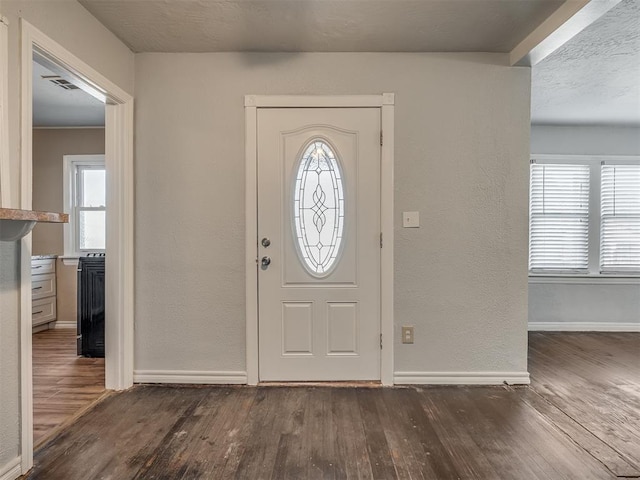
529,154,640,279
63,154,106,257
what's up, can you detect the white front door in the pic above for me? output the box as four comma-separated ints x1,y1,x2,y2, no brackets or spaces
257,107,381,381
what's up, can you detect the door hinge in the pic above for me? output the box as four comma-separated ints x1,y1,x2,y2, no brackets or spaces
380,131,383,146
380,333,383,350
380,232,383,248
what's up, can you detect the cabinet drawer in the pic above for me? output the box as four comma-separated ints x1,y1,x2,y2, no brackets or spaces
31,259,55,276
32,297,56,326
31,273,56,300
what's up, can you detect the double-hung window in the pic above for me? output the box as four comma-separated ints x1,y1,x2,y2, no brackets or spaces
529,155,640,276
600,164,640,272
64,155,106,256
529,163,590,273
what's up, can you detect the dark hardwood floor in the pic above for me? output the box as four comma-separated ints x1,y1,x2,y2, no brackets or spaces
25,332,640,479
32,327,105,445
528,332,640,478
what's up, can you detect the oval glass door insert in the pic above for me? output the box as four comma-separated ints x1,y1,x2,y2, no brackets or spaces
293,139,345,277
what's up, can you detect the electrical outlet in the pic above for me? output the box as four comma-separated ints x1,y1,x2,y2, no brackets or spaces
402,326,414,344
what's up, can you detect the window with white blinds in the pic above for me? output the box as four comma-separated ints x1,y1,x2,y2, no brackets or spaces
529,163,590,272
600,164,640,273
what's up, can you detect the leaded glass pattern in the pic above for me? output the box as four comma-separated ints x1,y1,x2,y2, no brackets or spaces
293,139,345,276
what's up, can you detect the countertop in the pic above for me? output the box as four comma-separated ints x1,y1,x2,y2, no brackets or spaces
0,208,68,223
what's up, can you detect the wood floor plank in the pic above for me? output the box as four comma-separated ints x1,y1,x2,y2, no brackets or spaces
31,387,195,480
96,387,212,480
397,388,461,479
25,332,640,480
356,389,398,480
522,388,640,477
32,328,105,445
373,389,427,480
416,388,501,479
232,388,296,479
529,332,640,476
330,388,374,480
182,387,257,479
430,387,543,479
130,389,211,479
475,386,615,479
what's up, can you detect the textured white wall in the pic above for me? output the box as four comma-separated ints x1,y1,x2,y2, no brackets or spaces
0,243,20,470
31,128,105,328
31,128,105,255
531,125,640,156
134,52,531,376
0,0,133,472
529,124,640,328
529,282,640,325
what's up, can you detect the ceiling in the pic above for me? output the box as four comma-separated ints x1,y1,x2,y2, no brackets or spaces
79,0,563,53
32,60,105,127
531,0,640,126
39,0,638,127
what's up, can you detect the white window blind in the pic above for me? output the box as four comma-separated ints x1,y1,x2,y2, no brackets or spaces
529,163,590,272
600,164,640,273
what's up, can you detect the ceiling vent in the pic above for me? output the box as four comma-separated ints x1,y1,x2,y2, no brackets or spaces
41,75,80,90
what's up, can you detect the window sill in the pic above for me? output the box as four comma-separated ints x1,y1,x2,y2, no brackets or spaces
528,275,640,285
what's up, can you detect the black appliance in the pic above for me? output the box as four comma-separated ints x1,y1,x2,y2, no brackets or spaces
77,254,105,357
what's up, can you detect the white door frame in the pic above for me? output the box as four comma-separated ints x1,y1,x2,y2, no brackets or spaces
19,20,134,473
244,94,395,386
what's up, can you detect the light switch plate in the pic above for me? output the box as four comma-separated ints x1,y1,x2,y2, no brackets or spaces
403,211,420,228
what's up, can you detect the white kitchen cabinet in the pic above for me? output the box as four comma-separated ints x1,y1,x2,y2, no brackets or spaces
32,257,57,327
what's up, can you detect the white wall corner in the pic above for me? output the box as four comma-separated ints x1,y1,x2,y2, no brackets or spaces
528,322,640,332
0,457,21,480
133,370,248,385
394,371,531,385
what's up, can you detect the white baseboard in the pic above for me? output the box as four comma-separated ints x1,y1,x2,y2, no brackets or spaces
52,321,76,329
133,370,247,385
0,457,21,480
32,323,50,333
528,322,640,332
394,371,530,385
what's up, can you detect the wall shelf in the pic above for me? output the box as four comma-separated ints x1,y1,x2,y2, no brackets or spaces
0,208,68,242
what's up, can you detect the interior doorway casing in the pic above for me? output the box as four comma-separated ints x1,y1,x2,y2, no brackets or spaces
244,94,395,386
19,20,134,474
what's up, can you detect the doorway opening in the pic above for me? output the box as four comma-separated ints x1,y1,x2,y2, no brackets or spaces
19,19,134,474
30,53,107,445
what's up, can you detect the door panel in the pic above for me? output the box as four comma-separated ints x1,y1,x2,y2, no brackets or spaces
327,302,359,355
282,302,313,355
258,108,381,381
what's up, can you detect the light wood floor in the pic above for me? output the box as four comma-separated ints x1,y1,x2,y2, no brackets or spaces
32,327,105,445
26,332,640,479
